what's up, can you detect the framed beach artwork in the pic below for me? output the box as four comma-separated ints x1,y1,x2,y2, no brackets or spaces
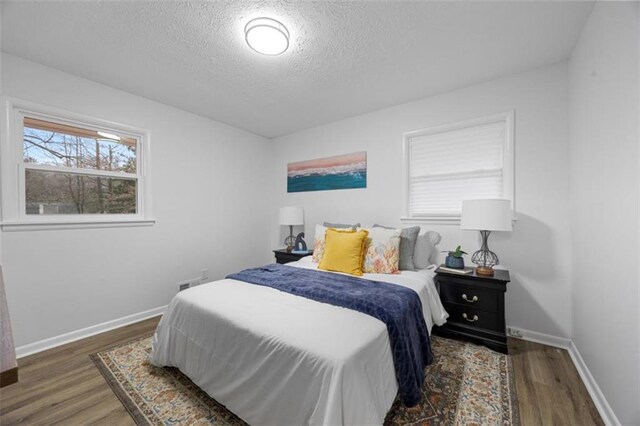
287,151,367,193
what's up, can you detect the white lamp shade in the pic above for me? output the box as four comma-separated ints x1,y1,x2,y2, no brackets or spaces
279,206,304,225
460,199,512,231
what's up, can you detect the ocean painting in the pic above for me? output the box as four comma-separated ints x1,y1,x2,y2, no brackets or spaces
287,151,367,193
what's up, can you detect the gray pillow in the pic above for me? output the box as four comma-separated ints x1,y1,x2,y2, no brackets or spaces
413,231,442,269
373,224,420,271
323,222,361,230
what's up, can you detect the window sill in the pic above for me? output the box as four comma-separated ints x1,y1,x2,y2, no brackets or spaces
1,218,156,232
401,215,518,226
401,216,463,225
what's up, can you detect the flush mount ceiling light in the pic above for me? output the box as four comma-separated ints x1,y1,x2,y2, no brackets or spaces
244,17,289,56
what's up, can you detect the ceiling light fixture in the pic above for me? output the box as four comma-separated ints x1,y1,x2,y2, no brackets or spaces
244,17,289,56
97,131,121,141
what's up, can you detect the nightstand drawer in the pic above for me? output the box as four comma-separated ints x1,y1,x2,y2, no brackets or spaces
443,303,500,332
439,283,499,312
273,249,313,265
275,253,300,264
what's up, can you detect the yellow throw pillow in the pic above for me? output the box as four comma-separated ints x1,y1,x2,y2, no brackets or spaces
318,228,369,276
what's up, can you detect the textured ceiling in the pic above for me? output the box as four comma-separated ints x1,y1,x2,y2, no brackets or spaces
1,1,593,138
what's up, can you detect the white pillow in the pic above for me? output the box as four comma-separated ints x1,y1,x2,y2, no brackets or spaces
296,255,315,264
413,231,442,269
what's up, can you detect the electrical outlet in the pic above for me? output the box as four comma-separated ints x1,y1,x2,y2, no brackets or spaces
507,327,523,338
200,268,209,283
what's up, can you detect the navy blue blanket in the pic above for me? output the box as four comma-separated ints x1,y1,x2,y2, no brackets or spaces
226,263,432,406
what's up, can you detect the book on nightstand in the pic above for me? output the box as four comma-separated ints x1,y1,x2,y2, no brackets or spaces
437,266,474,275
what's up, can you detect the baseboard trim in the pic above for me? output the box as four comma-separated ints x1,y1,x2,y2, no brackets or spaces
15,305,166,359
508,326,620,426
512,327,571,349
567,341,621,426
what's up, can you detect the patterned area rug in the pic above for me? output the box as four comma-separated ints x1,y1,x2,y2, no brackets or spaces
91,335,519,425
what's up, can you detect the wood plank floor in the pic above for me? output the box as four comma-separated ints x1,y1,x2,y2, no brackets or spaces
0,317,603,425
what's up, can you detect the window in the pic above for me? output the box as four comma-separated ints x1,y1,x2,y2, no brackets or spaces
1,99,153,230
402,112,514,222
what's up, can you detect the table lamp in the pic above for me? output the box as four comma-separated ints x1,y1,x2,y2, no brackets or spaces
460,199,512,277
279,206,304,251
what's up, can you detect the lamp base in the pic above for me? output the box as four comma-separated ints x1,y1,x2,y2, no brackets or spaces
284,225,295,251
475,266,495,277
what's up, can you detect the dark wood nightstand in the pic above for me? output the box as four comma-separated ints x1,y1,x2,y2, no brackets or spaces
273,249,313,265
432,266,510,354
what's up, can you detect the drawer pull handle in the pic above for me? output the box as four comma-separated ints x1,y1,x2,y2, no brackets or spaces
462,294,478,303
462,313,479,322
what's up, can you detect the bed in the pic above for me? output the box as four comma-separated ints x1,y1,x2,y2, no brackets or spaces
149,256,448,425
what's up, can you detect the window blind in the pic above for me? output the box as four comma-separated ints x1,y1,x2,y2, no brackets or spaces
408,120,506,216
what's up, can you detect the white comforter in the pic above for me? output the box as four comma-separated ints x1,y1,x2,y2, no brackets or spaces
149,258,448,426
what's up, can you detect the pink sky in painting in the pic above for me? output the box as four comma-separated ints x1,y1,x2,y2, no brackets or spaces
288,151,366,173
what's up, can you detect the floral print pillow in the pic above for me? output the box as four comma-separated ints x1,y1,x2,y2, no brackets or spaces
312,224,328,263
360,227,401,274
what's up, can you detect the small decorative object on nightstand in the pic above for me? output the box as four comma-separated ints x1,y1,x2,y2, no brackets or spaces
433,265,510,354
273,249,313,265
442,245,467,269
293,232,307,252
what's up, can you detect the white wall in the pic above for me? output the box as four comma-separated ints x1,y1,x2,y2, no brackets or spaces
569,3,640,425
272,63,573,339
0,54,273,347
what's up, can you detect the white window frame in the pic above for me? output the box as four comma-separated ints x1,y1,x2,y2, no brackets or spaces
0,97,154,231
401,111,515,224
